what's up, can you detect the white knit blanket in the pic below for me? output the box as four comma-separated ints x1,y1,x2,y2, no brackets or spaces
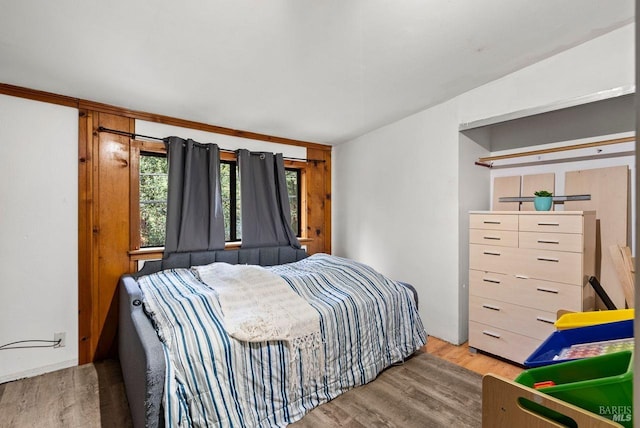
192,262,323,386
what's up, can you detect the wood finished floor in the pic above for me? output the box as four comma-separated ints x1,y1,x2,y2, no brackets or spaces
0,359,132,428
424,336,524,381
0,336,521,427
291,349,483,428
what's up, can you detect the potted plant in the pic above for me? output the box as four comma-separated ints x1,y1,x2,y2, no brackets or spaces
534,190,553,211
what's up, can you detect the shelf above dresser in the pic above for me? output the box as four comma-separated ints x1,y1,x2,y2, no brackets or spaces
497,195,591,203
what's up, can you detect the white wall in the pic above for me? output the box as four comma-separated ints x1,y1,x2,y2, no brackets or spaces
334,99,462,342
457,129,491,342
333,23,635,344
0,94,78,382
459,25,635,125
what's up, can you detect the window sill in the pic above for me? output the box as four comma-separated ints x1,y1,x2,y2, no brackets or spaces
129,238,313,261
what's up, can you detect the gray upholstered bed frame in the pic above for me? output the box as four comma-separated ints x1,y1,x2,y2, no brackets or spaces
119,246,308,428
118,246,417,428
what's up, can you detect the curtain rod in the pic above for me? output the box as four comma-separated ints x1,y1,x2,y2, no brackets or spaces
97,126,325,163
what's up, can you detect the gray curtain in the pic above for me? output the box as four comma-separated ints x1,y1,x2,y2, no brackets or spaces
237,149,300,248
164,136,225,255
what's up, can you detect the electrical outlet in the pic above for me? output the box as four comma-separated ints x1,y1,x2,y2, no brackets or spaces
54,332,66,348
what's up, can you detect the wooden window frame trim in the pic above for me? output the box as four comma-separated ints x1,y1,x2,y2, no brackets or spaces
129,141,310,259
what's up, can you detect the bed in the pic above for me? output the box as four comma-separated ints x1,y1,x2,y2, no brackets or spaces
119,245,425,428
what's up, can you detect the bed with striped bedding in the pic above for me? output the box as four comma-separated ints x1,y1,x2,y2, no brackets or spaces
139,253,426,427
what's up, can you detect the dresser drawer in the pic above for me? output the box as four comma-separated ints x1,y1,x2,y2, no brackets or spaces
470,214,518,231
519,231,583,253
469,269,584,312
469,244,516,274
469,270,511,299
469,295,556,340
519,214,583,234
514,248,583,285
469,229,518,247
469,321,541,364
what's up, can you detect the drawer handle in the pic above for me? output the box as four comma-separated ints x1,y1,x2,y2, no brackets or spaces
483,251,501,256
482,330,501,339
536,287,559,294
537,239,560,244
482,304,501,311
483,221,501,224
482,278,501,284
515,275,529,279
483,236,501,240
536,317,555,324
537,257,559,263
537,222,560,226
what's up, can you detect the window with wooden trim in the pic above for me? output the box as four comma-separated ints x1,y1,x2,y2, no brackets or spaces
285,168,301,237
139,152,168,247
221,160,241,242
133,147,304,249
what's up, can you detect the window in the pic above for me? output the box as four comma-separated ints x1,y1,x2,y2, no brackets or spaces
138,152,302,248
139,153,168,247
285,168,301,236
221,160,241,242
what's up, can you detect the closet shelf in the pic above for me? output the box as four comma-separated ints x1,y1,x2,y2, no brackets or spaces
498,195,591,203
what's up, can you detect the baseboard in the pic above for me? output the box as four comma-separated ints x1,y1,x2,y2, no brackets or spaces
0,359,78,384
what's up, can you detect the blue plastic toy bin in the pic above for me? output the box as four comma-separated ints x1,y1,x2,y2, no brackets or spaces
524,319,633,368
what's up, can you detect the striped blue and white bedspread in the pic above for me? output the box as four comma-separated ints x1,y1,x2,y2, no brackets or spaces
139,253,426,427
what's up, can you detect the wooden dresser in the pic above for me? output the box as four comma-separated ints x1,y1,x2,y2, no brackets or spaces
468,211,596,364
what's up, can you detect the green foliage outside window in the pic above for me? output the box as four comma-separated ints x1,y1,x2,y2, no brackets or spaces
285,169,300,236
221,162,242,241
139,154,168,247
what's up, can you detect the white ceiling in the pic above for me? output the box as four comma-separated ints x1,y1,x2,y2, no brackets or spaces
0,1,634,145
